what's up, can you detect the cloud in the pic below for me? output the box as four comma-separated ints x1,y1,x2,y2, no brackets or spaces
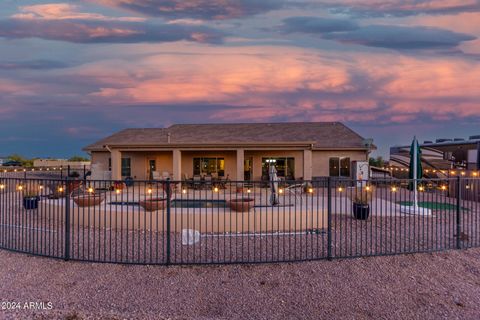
323,0,480,17
0,60,70,70
0,3,224,44
281,16,359,33
280,17,476,50
12,3,145,21
89,0,284,20
324,25,476,49
0,19,223,44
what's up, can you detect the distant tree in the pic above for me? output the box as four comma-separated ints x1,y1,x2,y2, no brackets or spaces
7,154,33,167
68,155,90,162
369,156,385,168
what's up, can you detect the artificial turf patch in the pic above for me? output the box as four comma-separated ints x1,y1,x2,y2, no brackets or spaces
397,201,468,211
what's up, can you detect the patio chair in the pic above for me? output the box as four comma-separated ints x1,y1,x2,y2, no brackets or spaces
193,175,202,190
204,175,212,189
152,171,161,180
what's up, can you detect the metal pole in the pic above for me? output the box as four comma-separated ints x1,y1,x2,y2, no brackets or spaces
64,177,70,261
166,178,171,265
327,177,332,260
456,176,461,249
413,136,418,211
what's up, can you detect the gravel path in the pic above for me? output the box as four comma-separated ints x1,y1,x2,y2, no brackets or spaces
1,248,480,319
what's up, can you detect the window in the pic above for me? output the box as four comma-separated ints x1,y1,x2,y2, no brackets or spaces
121,158,131,177
329,157,350,177
193,158,225,176
261,157,295,179
108,158,111,171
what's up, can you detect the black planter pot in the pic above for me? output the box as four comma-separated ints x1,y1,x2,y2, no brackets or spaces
352,202,369,220
23,196,39,210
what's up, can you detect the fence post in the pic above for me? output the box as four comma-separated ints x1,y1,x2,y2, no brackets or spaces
64,177,70,261
456,176,461,249
327,177,332,260
166,178,171,265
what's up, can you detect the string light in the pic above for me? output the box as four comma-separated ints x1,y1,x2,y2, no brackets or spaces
338,187,343,192
39,185,43,190
115,189,121,194
0,184,5,190
279,188,284,194
308,188,314,193
365,186,371,191
17,185,23,191
391,186,397,192
58,187,64,192
182,188,187,194
441,185,447,191
247,189,251,193
147,188,152,194
418,186,425,192
213,187,219,192
87,187,94,193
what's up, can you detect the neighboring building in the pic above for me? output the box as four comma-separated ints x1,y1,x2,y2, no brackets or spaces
83,122,374,181
33,159,91,169
0,157,8,166
390,135,480,171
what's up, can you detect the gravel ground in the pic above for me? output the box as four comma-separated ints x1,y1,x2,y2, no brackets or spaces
1,248,480,319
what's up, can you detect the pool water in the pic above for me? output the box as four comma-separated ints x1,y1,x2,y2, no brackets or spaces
109,199,227,208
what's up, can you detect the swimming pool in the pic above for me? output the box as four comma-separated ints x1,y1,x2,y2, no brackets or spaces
109,199,227,209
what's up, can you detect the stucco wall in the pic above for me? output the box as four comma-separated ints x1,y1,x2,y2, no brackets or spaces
91,149,368,181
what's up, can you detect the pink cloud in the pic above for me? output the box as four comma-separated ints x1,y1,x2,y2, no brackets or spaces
12,3,145,22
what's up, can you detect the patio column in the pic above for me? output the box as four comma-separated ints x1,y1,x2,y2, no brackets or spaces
236,149,244,181
111,149,122,180
303,149,312,181
173,149,182,181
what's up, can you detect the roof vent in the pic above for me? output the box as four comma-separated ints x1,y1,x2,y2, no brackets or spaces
167,132,171,144
469,135,480,140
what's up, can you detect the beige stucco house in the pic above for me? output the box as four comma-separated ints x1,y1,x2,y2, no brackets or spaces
83,122,374,181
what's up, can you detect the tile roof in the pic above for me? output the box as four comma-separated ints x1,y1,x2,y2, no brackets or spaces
84,122,373,151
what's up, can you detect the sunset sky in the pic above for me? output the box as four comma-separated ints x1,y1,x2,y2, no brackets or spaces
1,0,479,158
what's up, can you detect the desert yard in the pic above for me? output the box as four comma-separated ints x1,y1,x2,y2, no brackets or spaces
1,248,480,319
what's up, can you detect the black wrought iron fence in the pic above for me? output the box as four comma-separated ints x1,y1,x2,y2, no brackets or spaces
0,177,478,265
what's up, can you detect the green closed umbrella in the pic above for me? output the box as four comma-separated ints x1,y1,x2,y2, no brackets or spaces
408,136,423,191
409,136,422,211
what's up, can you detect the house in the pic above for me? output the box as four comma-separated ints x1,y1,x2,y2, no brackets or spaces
83,122,374,181
390,135,480,171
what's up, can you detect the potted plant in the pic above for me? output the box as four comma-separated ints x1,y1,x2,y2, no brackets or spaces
350,185,375,220
227,197,255,212
72,192,105,207
23,184,40,210
139,197,167,211
67,171,82,193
